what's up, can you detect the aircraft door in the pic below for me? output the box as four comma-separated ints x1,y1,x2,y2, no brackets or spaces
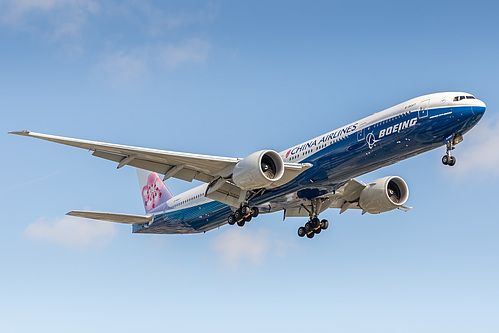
419,100,429,118
357,127,365,141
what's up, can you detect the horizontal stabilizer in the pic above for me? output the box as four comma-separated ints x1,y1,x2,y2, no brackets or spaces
67,211,153,225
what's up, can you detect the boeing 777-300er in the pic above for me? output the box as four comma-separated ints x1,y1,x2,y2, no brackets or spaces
10,92,486,239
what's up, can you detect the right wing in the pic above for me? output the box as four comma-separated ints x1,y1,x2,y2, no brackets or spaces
10,131,311,208
10,131,309,186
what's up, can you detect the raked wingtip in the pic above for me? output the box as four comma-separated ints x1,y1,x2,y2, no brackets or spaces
8,130,31,136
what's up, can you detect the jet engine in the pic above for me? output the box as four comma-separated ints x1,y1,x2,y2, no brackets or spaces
232,150,285,190
359,176,409,214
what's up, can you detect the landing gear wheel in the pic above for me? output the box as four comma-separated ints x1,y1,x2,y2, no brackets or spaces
442,155,449,165
306,232,315,239
314,228,321,234
250,207,259,218
234,209,242,221
241,205,250,216
227,215,236,225
312,217,321,229
237,220,245,227
298,227,306,237
244,215,252,222
448,156,456,166
304,221,312,233
320,219,329,230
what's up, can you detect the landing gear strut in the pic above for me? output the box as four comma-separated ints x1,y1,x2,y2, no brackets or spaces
227,205,259,227
442,134,462,167
297,198,329,239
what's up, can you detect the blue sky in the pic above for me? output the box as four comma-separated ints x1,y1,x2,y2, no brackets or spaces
1,1,499,332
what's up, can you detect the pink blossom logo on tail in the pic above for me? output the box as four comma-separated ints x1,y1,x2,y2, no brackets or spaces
142,173,165,210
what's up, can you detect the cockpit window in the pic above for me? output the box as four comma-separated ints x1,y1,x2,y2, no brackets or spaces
453,95,475,101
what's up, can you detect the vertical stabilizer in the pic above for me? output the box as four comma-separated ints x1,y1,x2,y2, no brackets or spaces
136,168,173,214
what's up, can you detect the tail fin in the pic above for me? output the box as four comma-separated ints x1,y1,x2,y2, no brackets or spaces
136,168,173,214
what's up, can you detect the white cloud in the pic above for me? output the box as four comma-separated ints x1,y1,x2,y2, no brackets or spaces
159,39,210,69
94,39,211,86
94,50,148,86
211,228,270,267
111,2,217,36
24,215,116,249
210,228,298,268
452,116,499,178
1,0,98,18
0,0,99,38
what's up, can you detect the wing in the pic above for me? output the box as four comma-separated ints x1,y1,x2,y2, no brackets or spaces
9,131,308,188
10,130,236,183
10,131,246,182
327,179,367,213
329,178,412,213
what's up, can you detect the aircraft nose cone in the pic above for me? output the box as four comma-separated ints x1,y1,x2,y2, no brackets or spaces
473,99,486,115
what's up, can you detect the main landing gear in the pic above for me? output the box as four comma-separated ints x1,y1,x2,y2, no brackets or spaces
296,197,329,239
297,218,329,239
227,205,259,227
442,134,462,167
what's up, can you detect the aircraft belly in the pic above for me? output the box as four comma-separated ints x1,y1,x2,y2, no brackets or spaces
133,201,231,234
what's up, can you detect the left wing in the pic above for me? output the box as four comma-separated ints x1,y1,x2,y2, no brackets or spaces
328,178,413,213
284,178,412,218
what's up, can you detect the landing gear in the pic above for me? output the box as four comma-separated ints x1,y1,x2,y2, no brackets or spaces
442,154,456,166
297,198,330,239
234,209,243,222
442,134,462,167
321,219,329,230
227,205,260,227
298,217,329,238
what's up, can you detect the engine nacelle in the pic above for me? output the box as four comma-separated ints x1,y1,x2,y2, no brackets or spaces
359,176,409,214
232,150,285,190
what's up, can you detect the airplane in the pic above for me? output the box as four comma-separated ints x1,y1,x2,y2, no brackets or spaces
10,92,486,239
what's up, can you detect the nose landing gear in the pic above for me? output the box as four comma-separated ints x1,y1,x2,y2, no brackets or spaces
442,134,462,167
442,153,456,166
